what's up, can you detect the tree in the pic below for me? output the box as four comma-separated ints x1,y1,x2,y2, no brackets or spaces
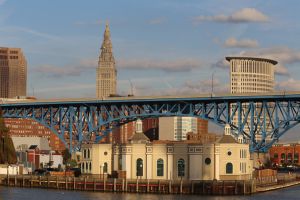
62,149,71,164
62,149,77,168
0,109,17,164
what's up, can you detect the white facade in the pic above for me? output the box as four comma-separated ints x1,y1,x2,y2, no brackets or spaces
39,153,63,168
81,125,253,181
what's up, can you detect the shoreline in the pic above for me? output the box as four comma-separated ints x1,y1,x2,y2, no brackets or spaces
2,175,300,195
256,180,300,193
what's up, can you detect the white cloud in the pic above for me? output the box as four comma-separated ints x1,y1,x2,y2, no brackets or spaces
214,46,300,76
73,20,103,26
213,58,229,69
274,65,290,76
0,0,7,6
128,78,229,96
224,37,259,48
34,57,206,78
118,58,205,72
148,17,167,25
34,58,97,77
276,78,300,91
0,26,60,40
193,8,269,24
240,47,300,65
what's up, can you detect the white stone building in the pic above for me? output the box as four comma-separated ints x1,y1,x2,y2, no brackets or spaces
81,121,253,181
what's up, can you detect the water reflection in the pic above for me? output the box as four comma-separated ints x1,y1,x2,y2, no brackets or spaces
0,185,300,200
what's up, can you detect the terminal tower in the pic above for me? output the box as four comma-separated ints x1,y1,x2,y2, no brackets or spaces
96,23,117,98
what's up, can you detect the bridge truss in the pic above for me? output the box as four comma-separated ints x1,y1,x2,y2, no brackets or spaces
1,94,300,152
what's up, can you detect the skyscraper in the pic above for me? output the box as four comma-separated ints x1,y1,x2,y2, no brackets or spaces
227,56,276,94
0,47,27,98
226,56,277,143
96,23,117,98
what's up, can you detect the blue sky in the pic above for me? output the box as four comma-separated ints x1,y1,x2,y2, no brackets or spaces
2,0,300,99
2,0,300,140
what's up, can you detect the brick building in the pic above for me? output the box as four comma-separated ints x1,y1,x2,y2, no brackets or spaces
269,143,300,166
5,118,65,152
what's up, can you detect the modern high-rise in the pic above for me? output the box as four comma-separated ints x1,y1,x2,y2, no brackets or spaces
0,47,27,98
159,117,206,141
96,23,117,98
226,56,277,142
227,56,276,94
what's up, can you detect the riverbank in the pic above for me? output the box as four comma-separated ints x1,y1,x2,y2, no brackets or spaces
256,180,300,192
0,175,255,195
3,174,300,195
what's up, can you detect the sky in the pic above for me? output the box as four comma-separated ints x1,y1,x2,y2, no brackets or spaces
1,0,300,140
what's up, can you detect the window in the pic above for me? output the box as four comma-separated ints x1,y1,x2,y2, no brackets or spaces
87,149,90,159
83,149,86,159
103,162,108,173
177,159,185,177
227,151,232,156
294,153,299,163
281,153,286,163
86,162,88,172
288,153,292,163
157,159,164,177
136,158,143,177
226,163,233,174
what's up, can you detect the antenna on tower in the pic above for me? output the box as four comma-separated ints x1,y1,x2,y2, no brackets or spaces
128,79,134,97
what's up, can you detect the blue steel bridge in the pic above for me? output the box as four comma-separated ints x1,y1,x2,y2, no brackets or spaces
1,91,300,153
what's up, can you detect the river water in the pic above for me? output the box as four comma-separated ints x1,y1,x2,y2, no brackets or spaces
0,185,300,200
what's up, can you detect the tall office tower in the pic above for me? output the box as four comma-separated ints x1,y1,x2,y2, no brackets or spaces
0,47,27,98
159,117,198,141
96,23,117,98
226,56,277,143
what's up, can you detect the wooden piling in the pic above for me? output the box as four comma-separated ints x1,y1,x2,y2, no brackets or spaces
180,179,183,194
73,177,76,190
169,180,172,194
113,178,116,192
22,175,24,187
93,179,96,191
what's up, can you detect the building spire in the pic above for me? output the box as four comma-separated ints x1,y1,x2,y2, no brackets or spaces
96,23,117,98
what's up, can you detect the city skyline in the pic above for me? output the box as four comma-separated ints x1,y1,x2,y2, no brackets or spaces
0,1,300,100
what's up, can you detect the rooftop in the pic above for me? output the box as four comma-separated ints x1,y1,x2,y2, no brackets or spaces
226,56,278,65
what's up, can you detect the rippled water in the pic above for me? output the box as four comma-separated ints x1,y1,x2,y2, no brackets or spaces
0,185,300,200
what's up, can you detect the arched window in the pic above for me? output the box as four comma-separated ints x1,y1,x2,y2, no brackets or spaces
83,149,86,159
177,158,185,177
294,153,299,164
281,153,286,163
103,162,108,173
136,158,143,177
87,149,90,159
157,159,164,177
81,163,85,173
226,163,233,174
89,162,92,171
86,162,89,172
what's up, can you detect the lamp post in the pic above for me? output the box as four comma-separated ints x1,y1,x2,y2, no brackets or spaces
211,70,216,94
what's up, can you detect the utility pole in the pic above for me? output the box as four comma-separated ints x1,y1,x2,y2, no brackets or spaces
211,70,216,94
